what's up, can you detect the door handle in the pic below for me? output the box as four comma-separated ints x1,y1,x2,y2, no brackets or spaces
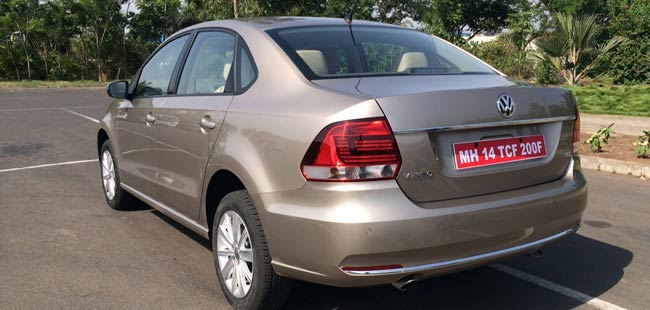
145,113,156,124
199,116,217,130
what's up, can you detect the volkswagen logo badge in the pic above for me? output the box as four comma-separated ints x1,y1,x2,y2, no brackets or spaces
497,94,515,118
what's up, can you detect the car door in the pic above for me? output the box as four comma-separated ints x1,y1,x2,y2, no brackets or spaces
154,30,239,219
115,34,190,198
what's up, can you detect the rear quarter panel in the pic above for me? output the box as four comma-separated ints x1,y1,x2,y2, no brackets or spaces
198,25,383,227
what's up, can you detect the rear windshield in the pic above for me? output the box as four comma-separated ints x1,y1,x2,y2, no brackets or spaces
267,26,496,79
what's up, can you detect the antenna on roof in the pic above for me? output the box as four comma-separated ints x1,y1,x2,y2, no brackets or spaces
345,0,360,46
345,0,360,25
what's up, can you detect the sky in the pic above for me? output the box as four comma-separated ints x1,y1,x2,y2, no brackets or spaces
121,0,140,15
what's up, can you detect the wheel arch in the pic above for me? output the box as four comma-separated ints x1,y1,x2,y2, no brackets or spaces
203,169,246,238
97,129,110,155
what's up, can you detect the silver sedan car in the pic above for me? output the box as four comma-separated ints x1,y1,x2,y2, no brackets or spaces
99,17,587,309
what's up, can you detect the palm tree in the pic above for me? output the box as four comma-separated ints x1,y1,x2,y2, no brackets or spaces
532,13,628,85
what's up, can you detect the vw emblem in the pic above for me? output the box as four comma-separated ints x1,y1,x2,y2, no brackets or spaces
497,94,515,118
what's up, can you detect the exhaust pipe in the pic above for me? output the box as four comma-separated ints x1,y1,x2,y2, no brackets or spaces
528,249,544,258
392,274,424,291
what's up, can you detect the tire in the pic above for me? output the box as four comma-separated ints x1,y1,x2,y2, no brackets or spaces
212,190,293,310
99,140,133,210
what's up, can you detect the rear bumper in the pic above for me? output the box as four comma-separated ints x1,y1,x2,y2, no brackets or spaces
252,157,587,287
341,225,578,276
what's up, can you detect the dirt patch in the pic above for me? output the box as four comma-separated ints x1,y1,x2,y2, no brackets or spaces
579,132,650,165
0,143,45,157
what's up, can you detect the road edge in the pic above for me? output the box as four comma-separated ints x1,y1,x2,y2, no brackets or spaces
581,155,649,180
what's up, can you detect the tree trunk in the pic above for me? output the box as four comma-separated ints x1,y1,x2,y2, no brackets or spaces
40,52,49,81
95,28,103,82
16,21,32,80
122,0,131,80
7,49,21,80
36,43,49,81
233,0,239,18
21,41,31,80
80,37,87,80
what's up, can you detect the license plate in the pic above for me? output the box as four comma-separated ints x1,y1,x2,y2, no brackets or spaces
453,135,547,170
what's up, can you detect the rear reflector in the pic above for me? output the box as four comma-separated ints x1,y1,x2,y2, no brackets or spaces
341,264,403,272
573,104,581,154
301,117,401,182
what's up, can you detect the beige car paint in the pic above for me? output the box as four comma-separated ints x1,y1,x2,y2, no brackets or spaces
99,17,587,288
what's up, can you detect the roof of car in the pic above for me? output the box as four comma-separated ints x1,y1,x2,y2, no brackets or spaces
183,16,404,32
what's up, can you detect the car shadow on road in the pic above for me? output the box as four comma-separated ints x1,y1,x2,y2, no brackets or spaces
150,210,212,250
281,233,632,309
120,198,154,211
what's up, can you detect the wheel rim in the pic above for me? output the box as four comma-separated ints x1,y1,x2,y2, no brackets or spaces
101,150,116,201
216,211,254,298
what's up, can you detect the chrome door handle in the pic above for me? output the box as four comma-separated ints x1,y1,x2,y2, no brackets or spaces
199,116,217,130
145,113,156,124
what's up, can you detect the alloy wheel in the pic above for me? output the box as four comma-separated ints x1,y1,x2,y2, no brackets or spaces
216,211,254,298
101,150,116,201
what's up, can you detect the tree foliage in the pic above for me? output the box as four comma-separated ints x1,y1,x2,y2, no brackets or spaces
602,0,650,84
0,0,647,84
422,0,518,43
532,13,628,85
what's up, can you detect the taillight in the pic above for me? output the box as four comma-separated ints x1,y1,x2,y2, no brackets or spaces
573,104,581,154
301,117,401,182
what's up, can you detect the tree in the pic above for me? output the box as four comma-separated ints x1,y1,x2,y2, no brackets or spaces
3,0,39,80
184,0,421,25
422,0,518,43
78,0,125,81
131,0,184,43
539,0,608,16
602,0,650,84
532,13,628,85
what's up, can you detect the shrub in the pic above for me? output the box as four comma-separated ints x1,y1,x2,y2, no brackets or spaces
585,123,615,152
605,0,650,84
465,38,533,80
533,61,560,85
603,41,650,85
634,130,650,158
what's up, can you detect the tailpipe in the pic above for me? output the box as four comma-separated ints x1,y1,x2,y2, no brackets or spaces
528,249,544,258
392,273,424,291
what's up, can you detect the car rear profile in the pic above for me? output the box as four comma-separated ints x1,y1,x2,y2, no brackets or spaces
253,21,586,287
99,17,587,310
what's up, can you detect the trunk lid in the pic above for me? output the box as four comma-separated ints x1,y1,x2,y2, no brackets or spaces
313,75,576,203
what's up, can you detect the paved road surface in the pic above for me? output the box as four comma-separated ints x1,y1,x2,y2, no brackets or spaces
1,88,648,309
581,113,649,136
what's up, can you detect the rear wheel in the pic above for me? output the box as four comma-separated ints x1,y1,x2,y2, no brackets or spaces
99,140,133,210
212,190,293,309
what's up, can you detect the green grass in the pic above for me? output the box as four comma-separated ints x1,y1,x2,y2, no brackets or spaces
0,80,108,88
564,85,650,117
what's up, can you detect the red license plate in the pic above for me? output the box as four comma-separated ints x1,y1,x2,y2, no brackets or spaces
453,135,547,170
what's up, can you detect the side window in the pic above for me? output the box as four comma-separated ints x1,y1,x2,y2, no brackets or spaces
238,45,257,90
135,35,188,97
177,32,236,95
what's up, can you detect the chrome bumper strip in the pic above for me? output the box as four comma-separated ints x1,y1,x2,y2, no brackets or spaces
393,116,576,134
341,226,579,276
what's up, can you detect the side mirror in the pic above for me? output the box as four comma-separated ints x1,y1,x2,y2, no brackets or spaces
106,81,128,99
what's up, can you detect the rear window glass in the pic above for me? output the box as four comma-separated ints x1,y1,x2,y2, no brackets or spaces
268,26,495,79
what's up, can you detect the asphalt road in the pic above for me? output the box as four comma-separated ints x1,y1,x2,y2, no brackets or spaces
1,88,648,310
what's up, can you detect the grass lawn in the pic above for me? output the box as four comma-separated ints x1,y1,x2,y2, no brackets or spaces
564,85,650,117
0,80,108,88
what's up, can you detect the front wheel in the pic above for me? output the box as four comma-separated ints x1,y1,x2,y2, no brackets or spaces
99,140,133,210
212,190,293,309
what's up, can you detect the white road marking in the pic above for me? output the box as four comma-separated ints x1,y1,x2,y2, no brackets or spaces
0,159,97,173
62,108,100,123
491,264,627,310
